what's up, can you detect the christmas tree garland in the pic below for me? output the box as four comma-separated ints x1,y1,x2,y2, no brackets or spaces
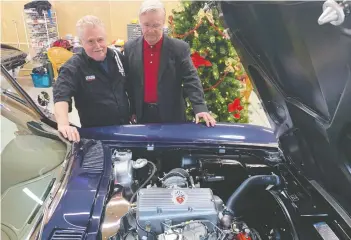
203,71,228,91
170,1,251,122
168,17,204,39
168,9,228,40
169,7,252,101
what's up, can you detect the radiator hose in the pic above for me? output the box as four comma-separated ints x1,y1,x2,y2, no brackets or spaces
224,175,280,219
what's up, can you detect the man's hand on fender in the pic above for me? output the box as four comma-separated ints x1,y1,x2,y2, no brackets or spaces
58,124,80,142
130,114,137,124
195,112,216,127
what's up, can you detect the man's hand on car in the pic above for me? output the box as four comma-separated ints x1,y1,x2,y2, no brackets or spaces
130,114,137,124
195,112,216,127
58,124,80,142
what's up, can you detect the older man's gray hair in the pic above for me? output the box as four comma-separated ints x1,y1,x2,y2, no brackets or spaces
76,15,105,40
139,0,166,16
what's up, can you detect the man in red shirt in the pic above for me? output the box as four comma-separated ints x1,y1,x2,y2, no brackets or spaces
124,0,216,127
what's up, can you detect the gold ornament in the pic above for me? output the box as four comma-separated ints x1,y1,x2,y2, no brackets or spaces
195,9,205,21
225,66,234,73
226,58,236,65
196,8,214,24
224,58,236,73
241,76,253,102
206,11,214,24
194,30,199,38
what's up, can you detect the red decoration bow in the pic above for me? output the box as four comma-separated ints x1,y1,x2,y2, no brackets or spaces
191,52,212,69
228,98,243,119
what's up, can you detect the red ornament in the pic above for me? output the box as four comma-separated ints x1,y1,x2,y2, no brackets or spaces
191,52,212,69
176,196,184,204
228,98,244,119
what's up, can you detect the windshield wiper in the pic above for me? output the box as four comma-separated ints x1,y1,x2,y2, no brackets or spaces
1,88,28,106
27,178,56,225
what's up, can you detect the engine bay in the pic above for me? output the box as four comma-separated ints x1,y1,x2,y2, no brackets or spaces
99,145,349,240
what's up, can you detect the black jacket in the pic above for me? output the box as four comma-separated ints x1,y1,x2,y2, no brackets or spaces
53,48,131,128
124,35,208,123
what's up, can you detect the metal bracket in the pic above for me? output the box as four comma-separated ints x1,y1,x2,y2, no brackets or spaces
219,146,226,154
147,144,154,151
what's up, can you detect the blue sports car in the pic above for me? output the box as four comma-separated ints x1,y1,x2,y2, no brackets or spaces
1,1,350,240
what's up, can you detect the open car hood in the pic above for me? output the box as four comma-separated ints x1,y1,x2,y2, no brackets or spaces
219,1,351,201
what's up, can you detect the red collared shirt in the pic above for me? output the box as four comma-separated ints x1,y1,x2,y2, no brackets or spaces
143,37,163,103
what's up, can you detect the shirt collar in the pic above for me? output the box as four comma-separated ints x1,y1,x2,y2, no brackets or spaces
143,36,163,51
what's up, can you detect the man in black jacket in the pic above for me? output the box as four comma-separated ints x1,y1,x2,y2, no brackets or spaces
124,0,216,127
53,15,132,142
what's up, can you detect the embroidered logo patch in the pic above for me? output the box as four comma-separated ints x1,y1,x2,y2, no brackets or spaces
171,189,188,205
85,75,96,81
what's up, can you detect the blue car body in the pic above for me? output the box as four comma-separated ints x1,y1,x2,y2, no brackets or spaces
1,0,350,239
78,123,277,146
41,123,277,239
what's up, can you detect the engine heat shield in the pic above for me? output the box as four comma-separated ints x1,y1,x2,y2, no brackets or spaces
136,188,218,237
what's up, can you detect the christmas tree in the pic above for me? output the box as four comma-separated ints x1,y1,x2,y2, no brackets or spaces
169,1,250,123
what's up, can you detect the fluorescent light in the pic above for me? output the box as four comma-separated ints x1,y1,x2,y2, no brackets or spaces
23,188,43,205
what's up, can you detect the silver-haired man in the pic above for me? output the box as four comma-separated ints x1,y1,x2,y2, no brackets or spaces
124,0,216,127
53,15,133,142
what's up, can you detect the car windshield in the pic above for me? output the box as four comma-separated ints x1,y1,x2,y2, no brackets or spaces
1,73,68,240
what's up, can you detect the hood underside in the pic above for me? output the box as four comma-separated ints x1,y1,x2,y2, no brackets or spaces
219,1,351,203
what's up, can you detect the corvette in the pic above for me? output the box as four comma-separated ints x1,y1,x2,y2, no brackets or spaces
1,1,350,240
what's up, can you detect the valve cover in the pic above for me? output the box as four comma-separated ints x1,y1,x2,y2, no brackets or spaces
136,188,218,237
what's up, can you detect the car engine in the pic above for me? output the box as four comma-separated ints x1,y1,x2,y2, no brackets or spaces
136,167,223,240
107,149,281,240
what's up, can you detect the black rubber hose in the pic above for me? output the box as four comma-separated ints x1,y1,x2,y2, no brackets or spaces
129,161,157,204
226,175,280,216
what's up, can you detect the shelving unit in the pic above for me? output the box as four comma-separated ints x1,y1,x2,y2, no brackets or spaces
23,8,59,65
127,23,169,41
127,24,143,41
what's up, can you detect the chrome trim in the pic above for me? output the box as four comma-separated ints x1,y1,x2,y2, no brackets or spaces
39,145,75,239
105,140,279,149
310,180,351,227
25,124,76,240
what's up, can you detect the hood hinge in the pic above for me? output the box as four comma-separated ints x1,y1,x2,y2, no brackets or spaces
264,151,283,163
